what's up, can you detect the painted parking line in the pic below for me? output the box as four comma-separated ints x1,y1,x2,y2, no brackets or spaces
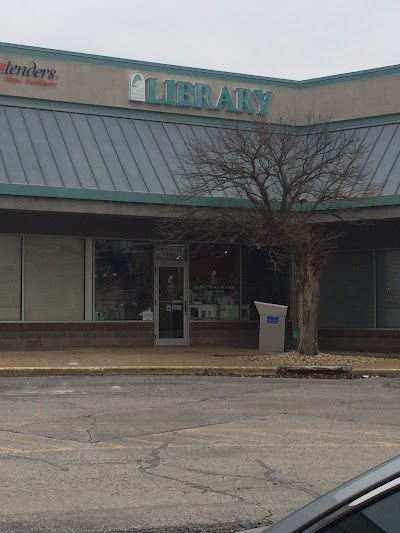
0,438,398,455
170,430,400,448
0,428,398,456
179,425,399,441
0,445,74,453
100,443,127,449
287,428,386,437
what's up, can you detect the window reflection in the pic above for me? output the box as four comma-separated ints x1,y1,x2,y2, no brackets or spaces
95,241,153,321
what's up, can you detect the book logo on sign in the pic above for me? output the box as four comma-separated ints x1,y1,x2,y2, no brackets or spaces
129,73,146,102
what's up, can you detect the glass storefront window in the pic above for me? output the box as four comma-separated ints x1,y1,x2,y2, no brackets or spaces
319,251,374,328
376,250,400,328
24,237,85,321
95,241,153,321
0,236,22,320
189,245,240,320
5,231,400,333
241,247,289,320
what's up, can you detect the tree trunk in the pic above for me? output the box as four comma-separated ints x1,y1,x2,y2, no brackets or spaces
295,253,322,355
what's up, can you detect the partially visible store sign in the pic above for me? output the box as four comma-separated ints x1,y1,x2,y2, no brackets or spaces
0,60,58,87
129,73,272,115
155,244,186,260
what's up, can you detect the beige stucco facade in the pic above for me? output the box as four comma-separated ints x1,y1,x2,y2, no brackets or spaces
1,45,400,123
298,75,400,122
0,50,295,121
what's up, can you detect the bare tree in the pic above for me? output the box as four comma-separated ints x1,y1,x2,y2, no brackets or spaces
161,115,370,355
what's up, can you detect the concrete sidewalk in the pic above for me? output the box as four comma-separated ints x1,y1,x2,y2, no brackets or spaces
0,346,399,378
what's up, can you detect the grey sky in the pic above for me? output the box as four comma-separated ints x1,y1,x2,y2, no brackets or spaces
2,0,400,79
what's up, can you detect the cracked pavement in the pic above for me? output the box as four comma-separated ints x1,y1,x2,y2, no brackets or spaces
0,375,399,532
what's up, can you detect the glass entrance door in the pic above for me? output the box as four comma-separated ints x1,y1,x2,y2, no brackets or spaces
155,263,188,345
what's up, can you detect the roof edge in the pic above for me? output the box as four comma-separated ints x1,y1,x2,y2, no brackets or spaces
0,183,252,209
1,42,400,89
1,184,400,212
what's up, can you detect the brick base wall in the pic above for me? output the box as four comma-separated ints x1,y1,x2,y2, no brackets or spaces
190,321,259,348
319,329,400,356
0,322,154,350
2,323,399,354
0,321,259,350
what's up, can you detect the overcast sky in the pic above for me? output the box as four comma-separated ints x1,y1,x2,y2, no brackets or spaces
2,0,400,79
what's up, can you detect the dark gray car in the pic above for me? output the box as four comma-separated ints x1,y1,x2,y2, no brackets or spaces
242,454,400,532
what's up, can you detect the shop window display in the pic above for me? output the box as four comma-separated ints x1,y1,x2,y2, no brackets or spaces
95,241,153,321
189,245,240,320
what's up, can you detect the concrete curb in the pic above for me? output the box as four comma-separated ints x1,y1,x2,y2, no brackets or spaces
0,366,278,378
0,365,398,379
276,365,353,379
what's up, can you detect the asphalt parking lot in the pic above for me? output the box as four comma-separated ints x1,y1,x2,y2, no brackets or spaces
0,375,399,532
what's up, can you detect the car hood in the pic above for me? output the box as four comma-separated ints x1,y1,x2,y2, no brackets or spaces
240,455,400,533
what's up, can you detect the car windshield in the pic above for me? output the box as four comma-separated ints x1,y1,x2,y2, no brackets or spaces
322,488,400,533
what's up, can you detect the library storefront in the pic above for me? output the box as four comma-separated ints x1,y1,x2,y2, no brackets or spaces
0,228,287,349
1,42,400,351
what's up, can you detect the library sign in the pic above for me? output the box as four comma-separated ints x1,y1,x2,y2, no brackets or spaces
129,72,272,115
